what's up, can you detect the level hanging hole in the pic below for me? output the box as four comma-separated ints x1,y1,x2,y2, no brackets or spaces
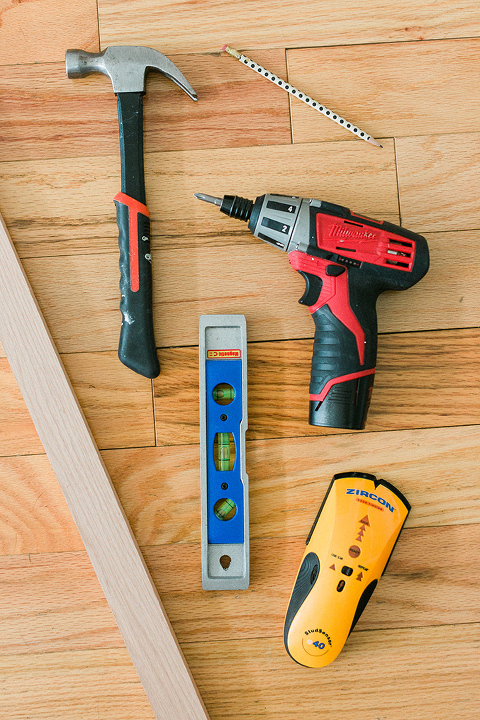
212,382,235,405
214,498,237,521
219,555,231,570
214,432,236,471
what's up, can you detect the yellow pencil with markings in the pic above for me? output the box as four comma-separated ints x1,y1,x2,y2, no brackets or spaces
284,472,410,667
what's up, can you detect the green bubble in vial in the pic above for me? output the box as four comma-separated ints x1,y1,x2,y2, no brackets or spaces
212,383,235,404
217,432,231,471
214,498,237,521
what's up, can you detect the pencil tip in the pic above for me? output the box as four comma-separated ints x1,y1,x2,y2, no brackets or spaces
367,136,383,148
222,45,241,59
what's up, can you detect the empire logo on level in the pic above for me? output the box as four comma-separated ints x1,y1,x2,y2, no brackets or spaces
207,349,242,359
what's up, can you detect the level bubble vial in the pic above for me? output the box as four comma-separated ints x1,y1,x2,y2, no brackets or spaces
214,498,237,521
212,382,235,405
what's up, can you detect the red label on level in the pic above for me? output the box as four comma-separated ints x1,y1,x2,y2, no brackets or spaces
207,349,241,359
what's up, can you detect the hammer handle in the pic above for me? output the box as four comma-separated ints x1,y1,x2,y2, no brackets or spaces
114,192,160,378
115,92,159,378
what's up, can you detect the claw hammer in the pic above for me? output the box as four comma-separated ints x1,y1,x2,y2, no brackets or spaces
66,46,197,378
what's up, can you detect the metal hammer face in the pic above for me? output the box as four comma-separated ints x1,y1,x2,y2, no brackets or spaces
65,45,197,99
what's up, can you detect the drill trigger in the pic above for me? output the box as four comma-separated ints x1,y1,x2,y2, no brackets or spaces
298,271,323,307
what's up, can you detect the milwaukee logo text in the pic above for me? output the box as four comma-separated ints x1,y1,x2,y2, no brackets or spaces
330,225,377,241
346,488,395,512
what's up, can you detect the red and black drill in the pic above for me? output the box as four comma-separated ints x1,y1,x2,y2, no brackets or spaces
195,192,429,430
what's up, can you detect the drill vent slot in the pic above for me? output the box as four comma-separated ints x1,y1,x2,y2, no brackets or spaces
389,238,413,248
344,220,364,228
385,259,410,268
384,238,414,271
387,249,410,257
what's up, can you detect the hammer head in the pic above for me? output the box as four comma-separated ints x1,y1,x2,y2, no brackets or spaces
65,46,197,99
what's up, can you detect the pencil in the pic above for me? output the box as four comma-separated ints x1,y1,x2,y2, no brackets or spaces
222,45,382,148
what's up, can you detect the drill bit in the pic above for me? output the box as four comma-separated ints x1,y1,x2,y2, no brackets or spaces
194,193,222,206
222,45,382,148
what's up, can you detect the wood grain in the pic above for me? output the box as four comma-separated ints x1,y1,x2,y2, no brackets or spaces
2,424,479,557
0,523,477,656
0,352,155,456
1,1,480,716
287,39,480,143
0,140,399,258
0,454,82,556
1,624,478,720
0,216,209,720
184,625,480,720
396,132,480,232
0,646,155,720
154,328,480,444
0,228,476,355
0,0,98,65
0,51,289,164
97,0,480,53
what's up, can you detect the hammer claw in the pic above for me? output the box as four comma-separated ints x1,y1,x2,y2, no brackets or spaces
65,45,197,99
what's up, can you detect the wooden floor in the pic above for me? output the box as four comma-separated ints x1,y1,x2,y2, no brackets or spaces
1,2,480,718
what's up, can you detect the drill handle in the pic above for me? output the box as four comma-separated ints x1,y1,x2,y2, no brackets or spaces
290,252,379,429
308,295,378,430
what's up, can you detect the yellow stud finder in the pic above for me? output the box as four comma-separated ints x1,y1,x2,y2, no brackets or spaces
284,472,410,668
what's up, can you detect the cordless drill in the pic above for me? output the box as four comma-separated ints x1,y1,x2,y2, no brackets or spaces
195,192,429,430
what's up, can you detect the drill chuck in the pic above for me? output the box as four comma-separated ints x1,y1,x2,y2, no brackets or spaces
194,193,254,223
219,195,254,222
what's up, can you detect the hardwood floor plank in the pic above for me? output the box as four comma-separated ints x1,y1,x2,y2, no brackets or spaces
287,39,480,143
184,625,480,720
148,524,480,638
0,455,82,556
97,0,480,53
0,646,155,720
0,352,155,457
154,328,480,443
0,524,477,656
0,625,478,719
0,357,42,455
0,0,98,66
1,425,479,556
396,132,480,232
0,228,478,355
0,140,399,259
0,51,289,163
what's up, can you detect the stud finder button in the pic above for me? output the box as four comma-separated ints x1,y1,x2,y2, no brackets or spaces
349,545,361,559
336,580,346,592
341,566,353,576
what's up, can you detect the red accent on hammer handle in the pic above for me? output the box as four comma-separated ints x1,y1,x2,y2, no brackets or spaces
114,192,149,293
113,192,159,379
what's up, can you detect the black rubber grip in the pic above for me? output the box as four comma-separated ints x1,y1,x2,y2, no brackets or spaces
115,198,159,378
114,92,159,379
284,552,320,650
308,282,379,430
